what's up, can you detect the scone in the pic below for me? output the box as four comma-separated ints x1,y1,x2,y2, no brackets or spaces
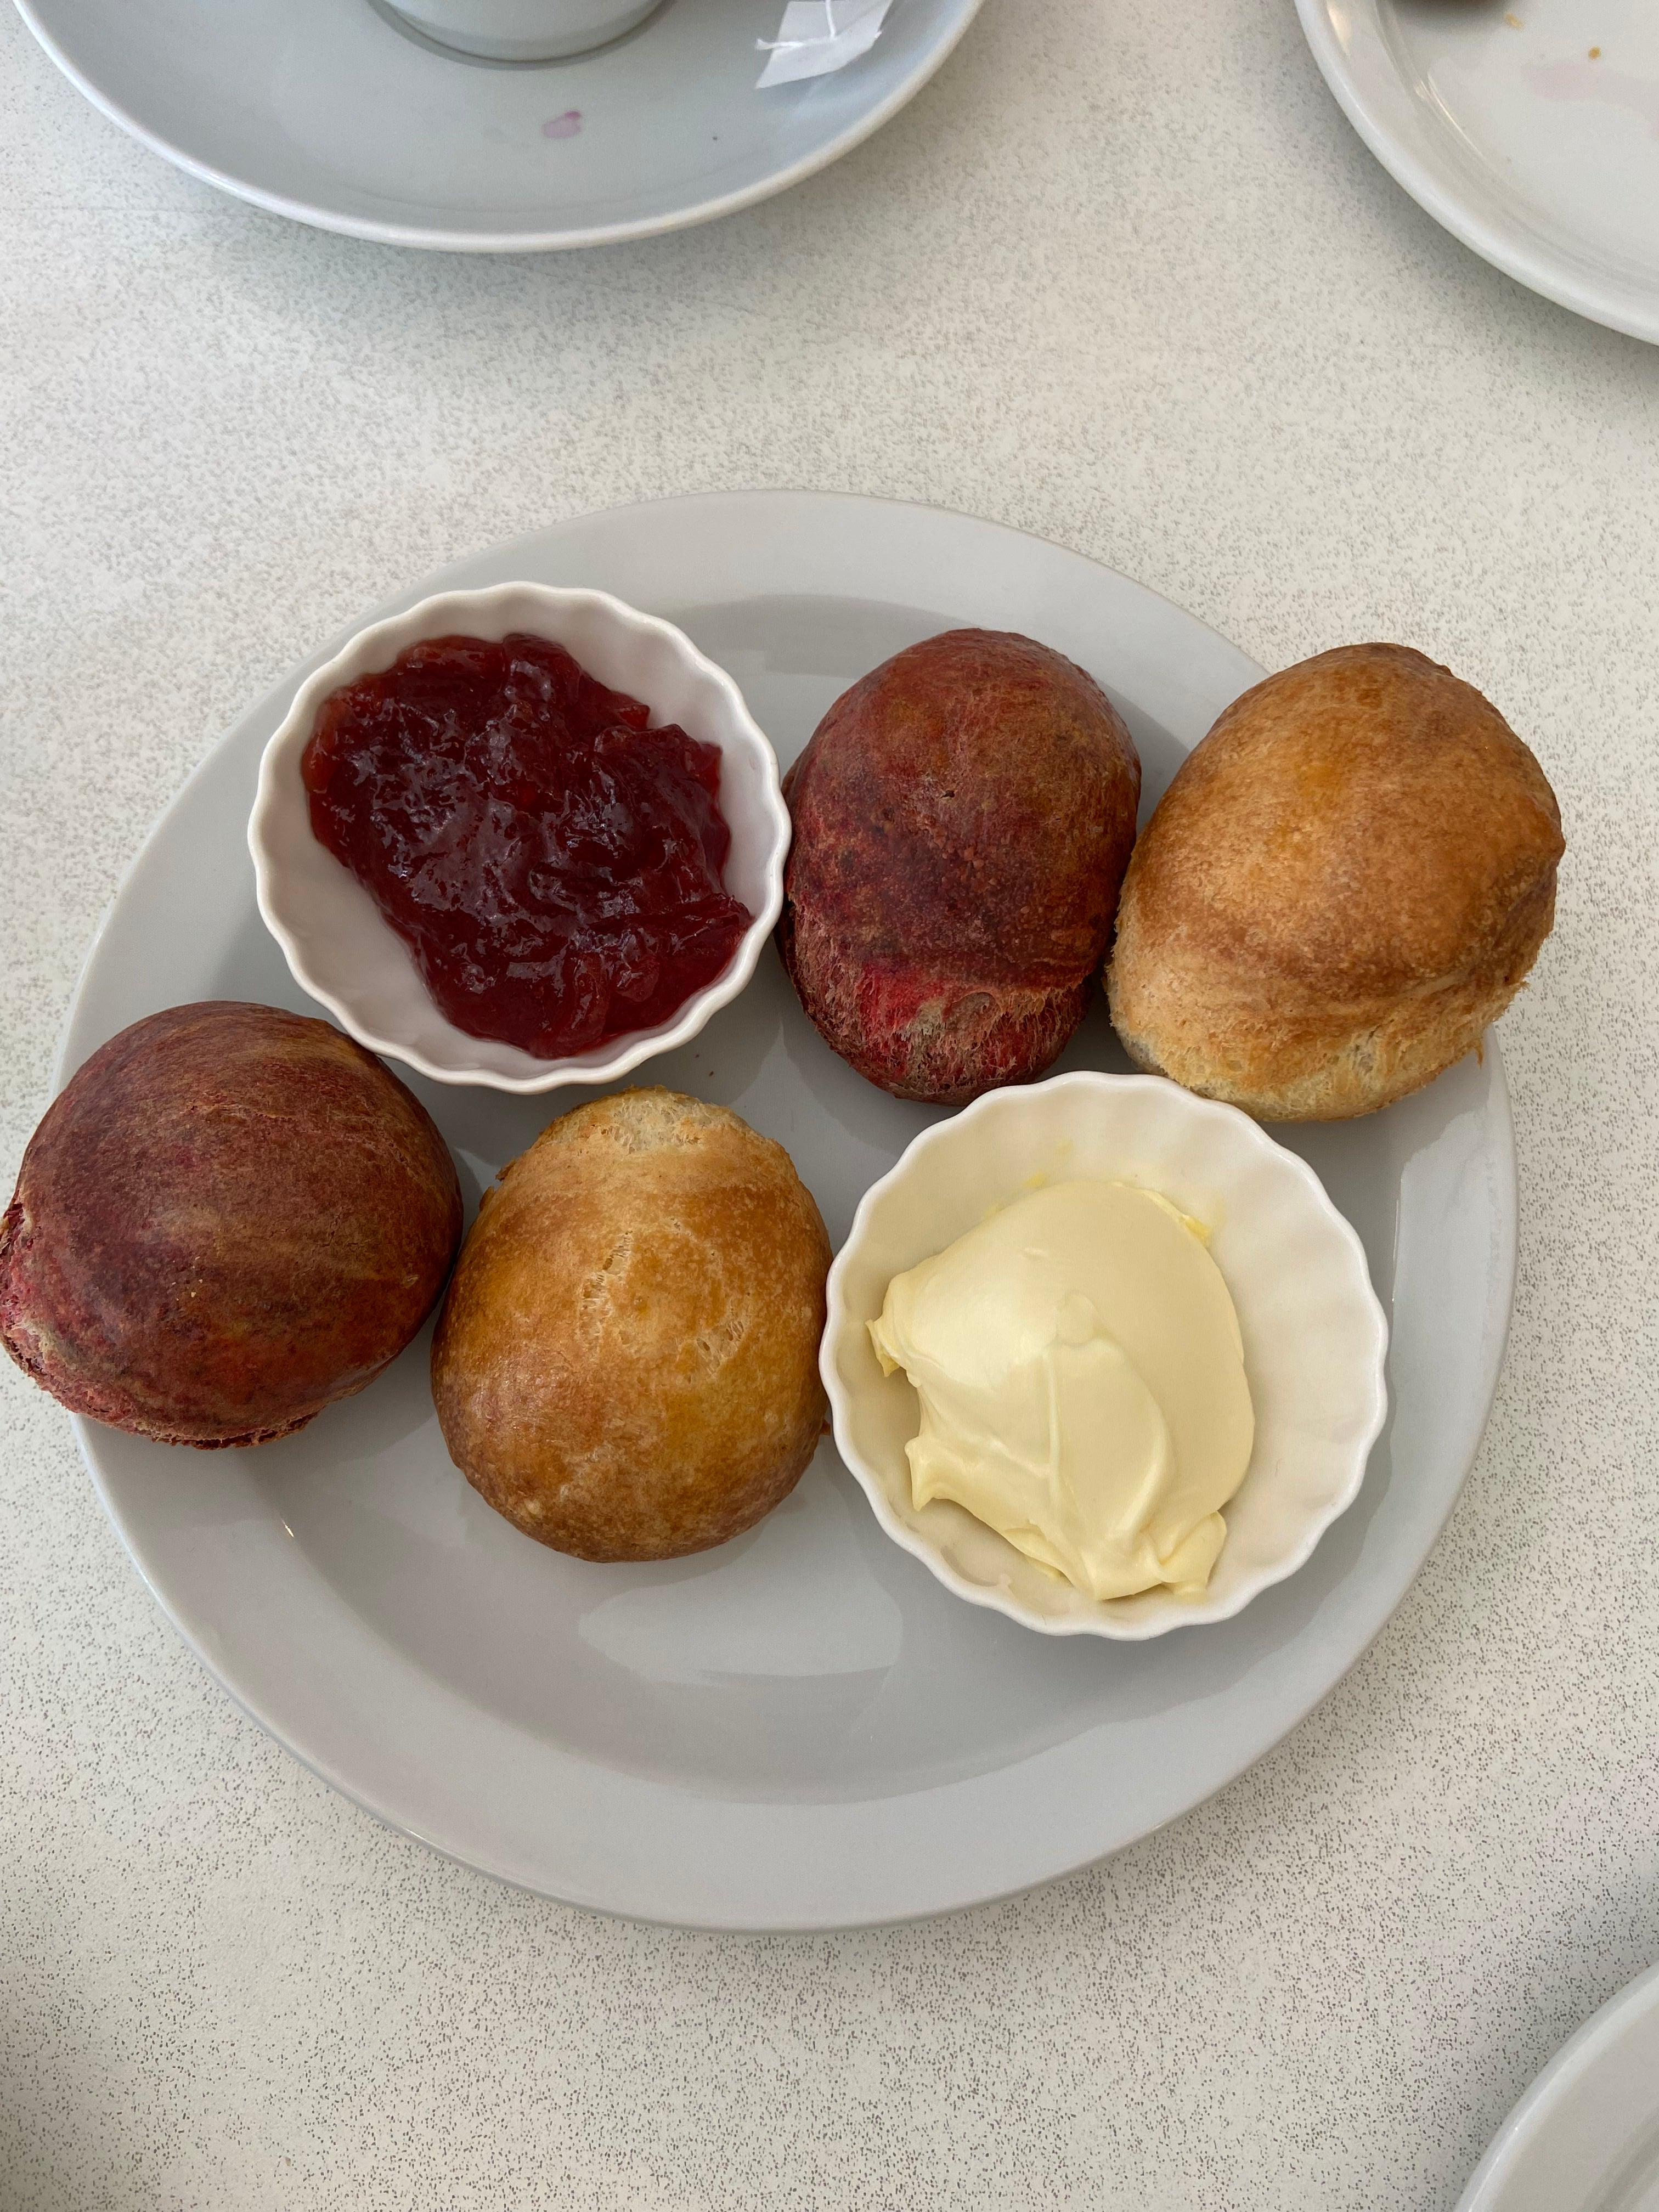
1107,644,1564,1120
779,628,1141,1105
0,1001,461,1446
431,1088,831,1559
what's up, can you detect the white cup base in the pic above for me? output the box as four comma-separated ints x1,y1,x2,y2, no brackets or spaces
380,0,661,60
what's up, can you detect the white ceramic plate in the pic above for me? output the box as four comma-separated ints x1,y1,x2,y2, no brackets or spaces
14,0,983,252
1297,0,1659,344
57,490,1516,1929
1458,1962,1659,2210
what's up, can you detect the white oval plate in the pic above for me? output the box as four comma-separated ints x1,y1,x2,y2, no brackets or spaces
56,490,1516,1929
15,0,983,252
1297,0,1659,345
1457,1962,1659,2210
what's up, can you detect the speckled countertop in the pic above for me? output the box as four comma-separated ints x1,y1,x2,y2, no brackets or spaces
3,2,1658,2207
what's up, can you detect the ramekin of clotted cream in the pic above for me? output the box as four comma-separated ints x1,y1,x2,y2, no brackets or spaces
823,1071,1389,1640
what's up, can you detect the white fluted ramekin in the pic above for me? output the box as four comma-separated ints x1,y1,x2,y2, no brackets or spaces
823,1070,1389,1640
248,583,788,1093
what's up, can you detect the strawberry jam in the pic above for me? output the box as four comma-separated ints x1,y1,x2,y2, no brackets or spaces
301,634,752,1059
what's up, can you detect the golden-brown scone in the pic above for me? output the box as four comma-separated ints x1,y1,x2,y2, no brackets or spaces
1107,644,1564,1120
431,1088,831,1560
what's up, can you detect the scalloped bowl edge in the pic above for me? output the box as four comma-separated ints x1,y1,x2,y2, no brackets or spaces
247,583,789,1093
822,1070,1390,1641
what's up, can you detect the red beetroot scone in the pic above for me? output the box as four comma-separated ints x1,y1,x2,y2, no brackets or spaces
778,629,1142,1105
0,1001,461,1447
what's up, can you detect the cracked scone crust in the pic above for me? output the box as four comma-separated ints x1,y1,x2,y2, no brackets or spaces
431,1088,832,1560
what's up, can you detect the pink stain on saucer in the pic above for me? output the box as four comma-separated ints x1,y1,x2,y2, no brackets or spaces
1525,60,1659,138
541,110,583,140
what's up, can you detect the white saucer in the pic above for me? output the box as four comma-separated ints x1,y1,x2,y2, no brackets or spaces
1297,0,1659,344
15,0,983,251
1458,1961,1659,2209
57,491,1517,1929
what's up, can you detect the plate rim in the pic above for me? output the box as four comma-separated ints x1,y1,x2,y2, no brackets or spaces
1455,1960,1659,2209
52,488,1520,1929
1294,0,1659,346
12,0,986,252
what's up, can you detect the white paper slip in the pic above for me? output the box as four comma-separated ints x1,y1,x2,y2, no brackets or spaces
757,0,895,88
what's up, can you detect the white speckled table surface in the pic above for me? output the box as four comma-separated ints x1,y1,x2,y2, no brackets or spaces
3,2,1657,2205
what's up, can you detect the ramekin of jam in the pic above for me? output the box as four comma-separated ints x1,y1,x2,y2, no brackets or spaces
249,585,789,1092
